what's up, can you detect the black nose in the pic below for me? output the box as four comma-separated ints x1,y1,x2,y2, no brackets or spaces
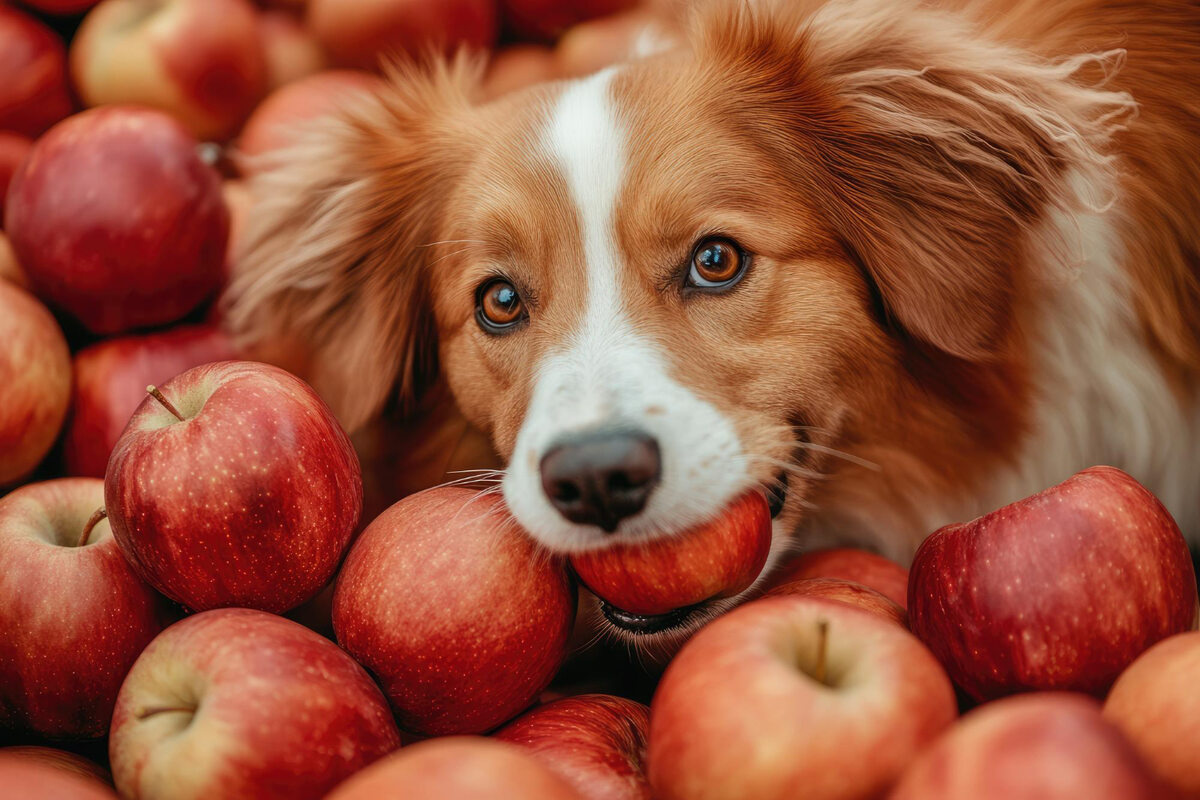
539,430,661,533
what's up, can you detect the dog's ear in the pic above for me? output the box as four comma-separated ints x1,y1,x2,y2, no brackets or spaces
223,58,481,432
692,0,1133,359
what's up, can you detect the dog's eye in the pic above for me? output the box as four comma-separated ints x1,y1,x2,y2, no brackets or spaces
476,279,525,333
687,238,747,290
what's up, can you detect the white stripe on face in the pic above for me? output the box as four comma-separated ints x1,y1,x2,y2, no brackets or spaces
501,69,753,553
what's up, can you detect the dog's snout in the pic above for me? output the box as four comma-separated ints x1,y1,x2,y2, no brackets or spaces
539,430,661,533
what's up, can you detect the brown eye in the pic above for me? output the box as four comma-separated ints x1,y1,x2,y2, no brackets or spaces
476,279,525,333
687,238,746,290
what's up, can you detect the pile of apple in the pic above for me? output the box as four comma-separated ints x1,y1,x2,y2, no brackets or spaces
4,1,1200,799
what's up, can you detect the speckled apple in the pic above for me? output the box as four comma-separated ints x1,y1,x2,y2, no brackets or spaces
569,490,772,616
332,487,576,736
109,609,401,800
764,577,906,627
495,694,652,800
908,466,1198,701
5,107,228,335
0,282,71,485
0,479,169,738
767,547,909,609
325,738,584,800
65,324,236,478
71,0,267,141
105,361,361,613
888,693,1166,800
648,595,958,800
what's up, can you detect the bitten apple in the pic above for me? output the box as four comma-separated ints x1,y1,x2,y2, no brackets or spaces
5,107,228,335
71,0,267,140
764,577,906,627
495,694,652,800
64,324,236,478
648,595,957,800
0,479,169,738
570,490,771,616
908,466,1198,701
105,361,361,613
325,738,583,800
888,694,1165,800
0,6,73,138
307,0,496,70
0,282,70,485
767,547,909,608
0,754,118,800
333,487,576,736
1104,631,1200,799
109,609,401,800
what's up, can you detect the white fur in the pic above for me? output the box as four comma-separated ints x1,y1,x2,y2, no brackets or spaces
501,69,755,553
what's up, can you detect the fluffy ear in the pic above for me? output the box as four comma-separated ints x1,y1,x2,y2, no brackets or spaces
692,0,1134,358
223,58,481,432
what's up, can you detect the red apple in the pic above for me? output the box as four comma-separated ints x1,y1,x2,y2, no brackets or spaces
1104,631,1200,799
483,46,559,100
0,131,32,223
71,0,267,141
16,1,102,14
0,754,118,800
0,747,113,789
332,487,576,736
648,595,957,800
64,324,236,478
764,577,906,627
235,69,383,170
0,282,70,485
0,6,73,138
767,547,909,608
888,693,1166,800
105,361,362,613
307,0,496,70
495,694,651,800
0,479,169,738
325,738,583,800
569,490,771,616
5,106,229,335
502,0,638,42
109,608,401,800
259,9,327,91
908,466,1198,701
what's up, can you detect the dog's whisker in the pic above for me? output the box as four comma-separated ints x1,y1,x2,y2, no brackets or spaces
794,441,881,471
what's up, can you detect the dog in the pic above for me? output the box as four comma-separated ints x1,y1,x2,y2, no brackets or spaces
226,0,1200,645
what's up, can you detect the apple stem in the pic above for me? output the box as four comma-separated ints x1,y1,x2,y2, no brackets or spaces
815,619,829,685
136,706,195,721
146,385,185,421
77,508,107,548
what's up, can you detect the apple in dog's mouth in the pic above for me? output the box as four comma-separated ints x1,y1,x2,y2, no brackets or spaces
571,490,774,635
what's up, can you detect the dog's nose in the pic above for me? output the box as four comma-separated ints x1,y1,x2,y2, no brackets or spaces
539,430,661,533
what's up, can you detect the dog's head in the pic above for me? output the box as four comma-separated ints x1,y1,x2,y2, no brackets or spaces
227,0,1128,639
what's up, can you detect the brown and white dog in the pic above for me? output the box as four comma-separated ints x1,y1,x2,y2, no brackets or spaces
227,0,1200,641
